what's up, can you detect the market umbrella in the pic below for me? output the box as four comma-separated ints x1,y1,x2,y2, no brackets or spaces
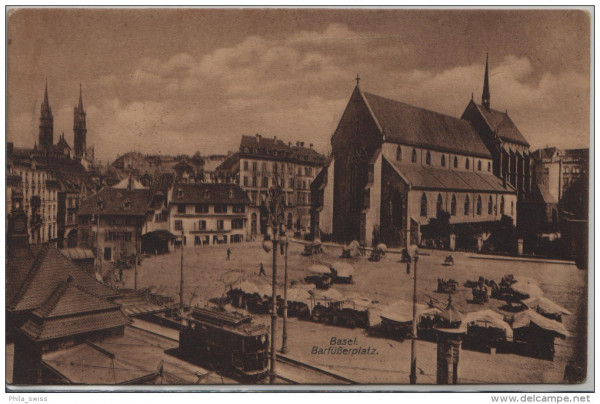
511,277,544,298
286,285,314,303
523,296,573,316
330,261,354,277
313,288,344,302
379,300,430,323
461,309,513,339
512,309,570,338
307,263,332,275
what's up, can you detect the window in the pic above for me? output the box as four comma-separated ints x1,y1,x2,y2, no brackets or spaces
441,155,446,167
420,193,428,217
262,177,268,188
465,159,470,170
252,162,257,172
412,149,417,163
488,195,493,214
231,218,244,229
214,204,228,213
436,194,443,215
464,195,470,215
488,162,491,172
233,204,245,213
177,189,183,198
396,146,402,161
252,176,257,187
177,204,186,214
426,151,431,165
217,220,224,230
175,220,183,231
198,220,206,230
243,161,248,171
289,178,294,188
243,176,248,186
563,167,570,174
195,204,208,213
476,195,482,215
454,157,458,169
298,167,302,176
500,196,505,215
104,248,112,261
478,161,482,171
262,162,267,172
511,201,514,216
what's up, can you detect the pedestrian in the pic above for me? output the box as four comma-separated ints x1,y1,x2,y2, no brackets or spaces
259,262,266,276
226,248,231,260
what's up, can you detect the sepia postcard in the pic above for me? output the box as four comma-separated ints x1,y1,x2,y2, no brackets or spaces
4,7,593,392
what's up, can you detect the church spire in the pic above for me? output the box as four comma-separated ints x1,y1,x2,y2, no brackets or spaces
74,83,88,159
482,53,491,110
39,79,54,149
78,83,84,111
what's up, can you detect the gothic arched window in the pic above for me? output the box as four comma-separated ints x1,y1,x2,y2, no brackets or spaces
488,161,491,172
426,151,431,165
478,160,482,171
500,196,505,215
488,195,493,214
464,194,470,215
436,194,443,215
476,195,482,215
451,194,457,216
441,155,446,167
511,201,514,216
396,146,402,161
420,193,428,217
454,156,458,169
412,149,417,163
465,158,470,170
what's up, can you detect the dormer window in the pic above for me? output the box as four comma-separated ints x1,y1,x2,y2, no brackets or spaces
177,188,183,198
123,200,131,209
229,189,234,199
204,190,210,199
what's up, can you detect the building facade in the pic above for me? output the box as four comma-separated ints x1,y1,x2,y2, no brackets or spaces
312,70,520,248
215,134,326,236
532,147,589,201
168,182,251,246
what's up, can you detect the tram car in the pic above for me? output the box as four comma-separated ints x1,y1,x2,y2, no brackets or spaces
179,306,269,381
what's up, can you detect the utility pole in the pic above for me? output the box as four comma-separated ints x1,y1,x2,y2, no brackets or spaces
179,230,184,312
410,254,419,385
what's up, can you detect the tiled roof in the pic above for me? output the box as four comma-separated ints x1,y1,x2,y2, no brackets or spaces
79,187,151,216
7,245,118,312
171,182,250,205
362,92,492,158
21,309,131,341
474,103,530,146
216,152,240,171
32,277,120,318
239,135,326,164
386,158,514,194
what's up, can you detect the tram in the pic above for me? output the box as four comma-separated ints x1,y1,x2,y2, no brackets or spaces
179,306,270,381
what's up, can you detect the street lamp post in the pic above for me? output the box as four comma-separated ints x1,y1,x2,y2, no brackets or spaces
281,230,289,354
409,246,419,385
263,175,286,384
179,230,184,312
95,198,103,277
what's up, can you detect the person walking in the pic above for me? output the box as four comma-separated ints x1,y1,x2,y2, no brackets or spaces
226,248,231,260
258,262,266,276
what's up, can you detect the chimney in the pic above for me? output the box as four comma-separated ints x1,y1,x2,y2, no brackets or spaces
274,136,277,141
256,133,261,142
310,143,313,149
300,142,305,147
296,141,300,147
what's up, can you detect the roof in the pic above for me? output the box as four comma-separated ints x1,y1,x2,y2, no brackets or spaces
386,157,514,194
362,92,492,158
7,244,118,311
239,135,326,164
59,248,95,261
216,152,240,171
171,182,250,205
528,183,558,204
79,187,151,216
473,103,530,146
142,230,177,241
41,326,235,384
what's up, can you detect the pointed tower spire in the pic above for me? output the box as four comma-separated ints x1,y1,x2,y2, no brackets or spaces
78,83,84,111
74,83,88,159
44,78,49,105
481,53,491,110
39,79,54,149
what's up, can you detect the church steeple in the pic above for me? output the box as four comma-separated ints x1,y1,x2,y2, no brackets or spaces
481,53,491,110
38,79,54,150
74,83,87,159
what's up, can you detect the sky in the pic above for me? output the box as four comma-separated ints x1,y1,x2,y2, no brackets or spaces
7,8,591,164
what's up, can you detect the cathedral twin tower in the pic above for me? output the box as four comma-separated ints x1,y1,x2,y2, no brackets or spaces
38,81,88,160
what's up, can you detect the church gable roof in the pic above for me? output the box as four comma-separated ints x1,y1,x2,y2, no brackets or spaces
473,103,530,146
362,92,491,158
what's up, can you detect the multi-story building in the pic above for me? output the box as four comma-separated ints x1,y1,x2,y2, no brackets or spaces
312,61,521,247
532,147,589,201
7,148,59,245
77,177,150,266
215,134,326,236
168,182,251,246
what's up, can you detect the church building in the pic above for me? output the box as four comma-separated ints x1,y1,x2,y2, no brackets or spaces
312,57,524,247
